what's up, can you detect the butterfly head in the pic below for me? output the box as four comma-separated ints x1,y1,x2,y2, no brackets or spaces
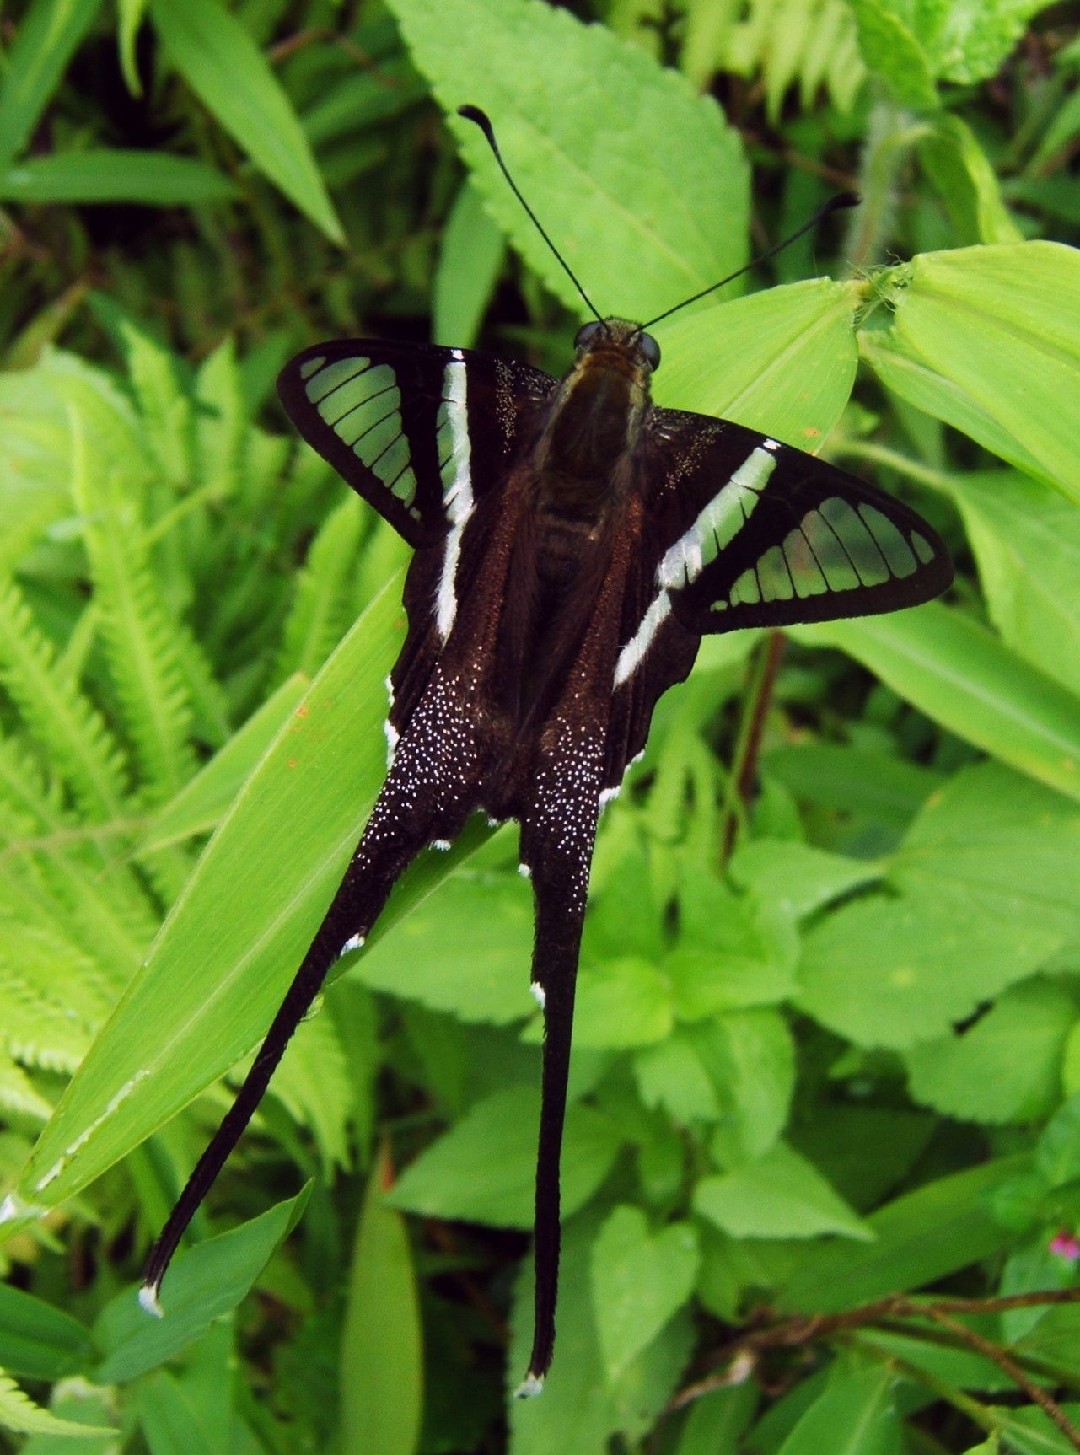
574,318,661,375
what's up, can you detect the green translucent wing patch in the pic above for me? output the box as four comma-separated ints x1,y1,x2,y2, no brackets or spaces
300,354,419,518
720,493,929,610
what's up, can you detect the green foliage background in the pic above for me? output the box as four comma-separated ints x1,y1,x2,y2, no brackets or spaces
1,0,1079,1451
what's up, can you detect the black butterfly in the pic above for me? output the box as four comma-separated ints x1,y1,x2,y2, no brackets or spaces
143,112,952,1394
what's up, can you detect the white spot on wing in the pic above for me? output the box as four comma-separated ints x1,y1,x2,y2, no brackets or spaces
530,981,546,1008
431,839,451,851
518,862,532,879
436,354,473,641
339,933,365,957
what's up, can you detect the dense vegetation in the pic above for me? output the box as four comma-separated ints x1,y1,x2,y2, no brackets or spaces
1,0,1080,1451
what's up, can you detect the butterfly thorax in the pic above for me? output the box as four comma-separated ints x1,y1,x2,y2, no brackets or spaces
536,319,654,518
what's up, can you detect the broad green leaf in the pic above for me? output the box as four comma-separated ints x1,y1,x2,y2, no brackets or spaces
0,152,238,205
572,956,673,1049
633,1035,720,1124
657,279,860,442
0,0,104,173
666,873,797,1017
798,762,1080,1048
778,1157,1026,1313
149,0,343,244
693,1011,795,1161
134,1373,216,1455
874,244,1080,504
12,578,491,1212
93,1189,309,1384
433,180,505,348
1035,1093,1080,1188
387,1085,622,1230
794,604,1080,805
0,1285,92,1380
944,471,1080,699
509,1212,694,1449
694,1141,871,1241
388,0,749,321
729,839,880,920
845,0,938,109
354,870,534,1025
590,1207,699,1380
904,979,1077,1124
917,114,1023,245
339,1147,422,1455
671,1384,758,1455
776,1354,900,1455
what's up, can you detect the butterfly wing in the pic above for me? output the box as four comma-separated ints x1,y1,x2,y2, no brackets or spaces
645,408,953,633
278,340,558,548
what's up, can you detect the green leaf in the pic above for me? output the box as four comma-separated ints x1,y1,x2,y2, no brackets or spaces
0,0,104,173
798,762,1080,1048
778,1157,1026,1313
944,470,1080,700
694,1142,871,1241
729,839,879,920
873,243,1080,505
354,869,534,1025
509,1211,694,1448
93,1187,309,1384
903,979,1077,1124
657,279,859,442
339,1147,422,1455
388,0,749,321
572,956,673,1049
590,1207,699,1381
149,0,344,244
692,1011,795,1161
794,605,1080,805
776,1353,900,1455
0,1285,92,1380
917,114,1024,245
845,0,938,109
387,1085,622,1230
0,151,238,205
433,180,505,348
13,577,489,1211
134,1372,217,1455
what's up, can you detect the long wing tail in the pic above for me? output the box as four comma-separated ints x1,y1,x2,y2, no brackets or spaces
515,735,602,1395
142,668,485,1310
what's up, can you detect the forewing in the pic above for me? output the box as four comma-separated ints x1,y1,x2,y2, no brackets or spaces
644,407,953,634
278,340,557,547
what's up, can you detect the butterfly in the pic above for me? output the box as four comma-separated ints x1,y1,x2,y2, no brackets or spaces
143,108,952,1395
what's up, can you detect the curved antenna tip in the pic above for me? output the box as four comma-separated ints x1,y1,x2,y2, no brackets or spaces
458,104,494,141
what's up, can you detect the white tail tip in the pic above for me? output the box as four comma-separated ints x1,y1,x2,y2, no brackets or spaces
138,1284,164,1318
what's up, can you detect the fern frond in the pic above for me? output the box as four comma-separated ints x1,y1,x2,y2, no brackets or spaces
0,576,128,820
0,1054,54,1124
69,410,195,802
264,1008,353,1175
270,495,366,687
0,1368,107,1440
684,0,867,119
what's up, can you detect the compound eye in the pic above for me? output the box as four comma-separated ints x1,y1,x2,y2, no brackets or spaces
575,321,605,350
639,331,661,370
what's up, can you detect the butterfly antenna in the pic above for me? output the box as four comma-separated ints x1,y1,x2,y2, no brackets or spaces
458,105,604,324
641,190,860,330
